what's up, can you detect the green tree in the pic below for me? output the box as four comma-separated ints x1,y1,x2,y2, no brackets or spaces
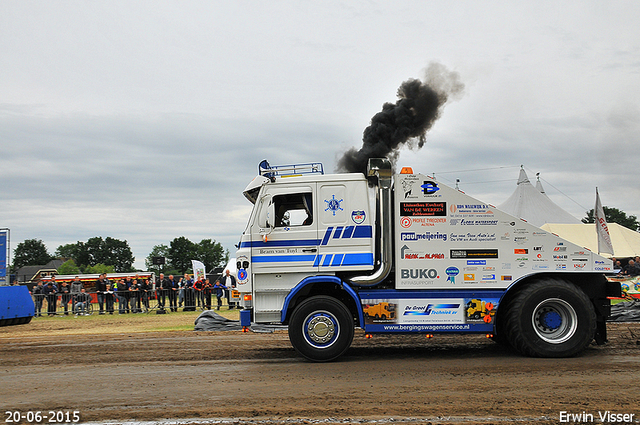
103,237,135,272
13,239,54,270
195,239,229,272
583,206,640,231
55,243,80,260
84,263,115,274
168,236,196,274
57,259,81,275
57,237,135,272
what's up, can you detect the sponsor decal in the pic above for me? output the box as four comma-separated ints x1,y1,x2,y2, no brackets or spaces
236,255,250,285
482,274,496,281
514,249,528,254
554,246,567,252
401,217,447,228
421,180,440,195
445,266,460,284
401,178,417,199
467,260,486,266
324,195,344,216
401,269,439,279
400,245,445,260
450,219,499,226
449,204,493,213
400,217,412,228
556,264,567,270
553,255,568,260
464,273,475,281
449,232,497,242
400,231,447,242
502,263,512,269
403,303,459,316
483,266,495,271
501,275,512,281
351,210,366,224
451,249,499,259
514,236,528,244
532,265,550,270
533,246,544,252
401,202,446,217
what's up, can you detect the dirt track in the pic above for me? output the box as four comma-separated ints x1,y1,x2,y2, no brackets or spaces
2,322,640,424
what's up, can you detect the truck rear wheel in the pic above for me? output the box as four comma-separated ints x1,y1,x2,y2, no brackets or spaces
288,295,354,362
505,279,596,357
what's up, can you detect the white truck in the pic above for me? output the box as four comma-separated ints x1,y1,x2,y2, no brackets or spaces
234,158,619,361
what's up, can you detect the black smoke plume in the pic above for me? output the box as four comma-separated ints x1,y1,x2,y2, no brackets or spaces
336,63,464,174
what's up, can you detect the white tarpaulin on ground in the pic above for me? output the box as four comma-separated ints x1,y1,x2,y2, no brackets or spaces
541,223,640,259
498,168,581,228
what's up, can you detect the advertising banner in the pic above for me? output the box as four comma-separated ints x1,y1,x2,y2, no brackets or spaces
0,231,7,285
191,260,206,281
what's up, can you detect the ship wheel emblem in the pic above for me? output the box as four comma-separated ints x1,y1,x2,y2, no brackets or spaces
324,195,344,216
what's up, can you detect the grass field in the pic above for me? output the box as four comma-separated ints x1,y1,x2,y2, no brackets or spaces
0,307,241,338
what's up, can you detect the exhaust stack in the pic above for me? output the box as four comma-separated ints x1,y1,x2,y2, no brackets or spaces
350,158,393,287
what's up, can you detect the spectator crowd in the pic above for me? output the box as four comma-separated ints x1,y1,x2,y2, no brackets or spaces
30,271,238,317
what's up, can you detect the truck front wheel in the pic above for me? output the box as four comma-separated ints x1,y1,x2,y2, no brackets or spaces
505,279,596,357
288,295,354,362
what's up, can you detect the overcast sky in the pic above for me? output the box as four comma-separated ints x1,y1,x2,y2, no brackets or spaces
2,1,639,270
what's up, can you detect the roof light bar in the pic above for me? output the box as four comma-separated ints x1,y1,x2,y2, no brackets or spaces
258,160,324,178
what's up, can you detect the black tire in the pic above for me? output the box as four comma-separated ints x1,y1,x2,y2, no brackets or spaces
288,295,354,362
505,279,596,357
490,297,512,347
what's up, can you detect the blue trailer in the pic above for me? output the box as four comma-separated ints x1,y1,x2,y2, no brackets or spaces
0,285,35,326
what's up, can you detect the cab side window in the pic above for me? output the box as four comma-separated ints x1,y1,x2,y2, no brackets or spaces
273,193,313,227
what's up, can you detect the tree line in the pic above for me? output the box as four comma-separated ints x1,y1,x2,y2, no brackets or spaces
11,236,228,276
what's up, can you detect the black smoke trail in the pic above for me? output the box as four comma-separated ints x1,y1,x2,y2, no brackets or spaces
336,63,464,174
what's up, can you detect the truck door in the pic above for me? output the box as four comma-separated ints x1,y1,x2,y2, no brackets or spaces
250,185,319,274
317,182,375,272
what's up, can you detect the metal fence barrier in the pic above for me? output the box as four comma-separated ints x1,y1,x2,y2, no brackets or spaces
31,288,238,317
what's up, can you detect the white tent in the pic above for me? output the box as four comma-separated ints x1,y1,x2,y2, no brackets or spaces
541,223,640,259
498,168,581,228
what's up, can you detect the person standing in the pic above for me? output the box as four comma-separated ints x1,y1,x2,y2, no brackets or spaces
222,270,237,309
59,280,71,315
202,278,213,310
43,278,58,316
95,273,107,315
105,283,114,314
156,273,168,312
167,275,178,312
70,276,83,314
140,278,151,312
194,277,204,309
32,281,45,317
213,279,227,311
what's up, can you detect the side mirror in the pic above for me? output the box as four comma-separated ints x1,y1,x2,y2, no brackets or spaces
258,196,274,236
